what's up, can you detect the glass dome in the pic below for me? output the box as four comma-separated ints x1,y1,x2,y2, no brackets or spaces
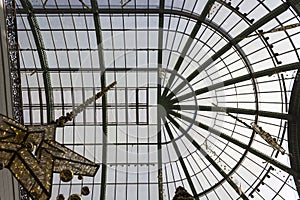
10,0,300,199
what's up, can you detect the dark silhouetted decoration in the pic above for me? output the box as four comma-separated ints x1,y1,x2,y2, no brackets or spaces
172,186,194,200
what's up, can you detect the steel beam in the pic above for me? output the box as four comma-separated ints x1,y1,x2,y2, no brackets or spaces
161,0,216,97
168,3,290,101
19,0,54,123
169,111,300,179
287,0,300,16
172,62,300,104
157,0,165,199
172,105,291,120
163,118,200,200
167,115,249,199
288,69,300,195
20,67,160,72
90,0,108,199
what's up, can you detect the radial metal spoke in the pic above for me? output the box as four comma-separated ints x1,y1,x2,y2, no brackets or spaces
163,118,200,200
171,62,300,104
287,0,300,16
167,3,290,101
172,105,291,120
91,0,108,199
13,0,300,199
169,111,300,179
166,115,250,199
161,0,216,97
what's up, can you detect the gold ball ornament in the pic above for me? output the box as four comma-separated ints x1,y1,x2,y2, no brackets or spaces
78,175,83,180
56,194,65,200
81,186,90,196
68,194,82,200
60,169,74,182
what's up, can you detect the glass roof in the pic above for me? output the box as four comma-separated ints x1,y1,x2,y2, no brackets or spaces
14,0,300,199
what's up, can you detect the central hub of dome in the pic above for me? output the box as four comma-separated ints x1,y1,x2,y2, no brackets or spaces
158,95,173,118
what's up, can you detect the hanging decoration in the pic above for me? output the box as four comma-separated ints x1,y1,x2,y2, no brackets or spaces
212,103,291,156
81,186,90,196
55,81,117,127
172,186,194,200
56,194,65,200
250,122,287,155
247,22,300,38
68,194,82,200
203,139,244,196
0,82,117,200
60,169,74,182
208,0,232,18
78,175,83,180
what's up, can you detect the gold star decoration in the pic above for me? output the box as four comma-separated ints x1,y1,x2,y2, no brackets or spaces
0,115,99,200
0,82,116,200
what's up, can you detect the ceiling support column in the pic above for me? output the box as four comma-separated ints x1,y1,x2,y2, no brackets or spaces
91,1,108,199
157,0,165,199
0,0,21,199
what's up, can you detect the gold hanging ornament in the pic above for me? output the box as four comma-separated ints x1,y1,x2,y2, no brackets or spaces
81,186,90,196
0,82,117,200
247,22,300,38
56,194,65,200
78,174,83,180
68,194,82,200
55,81,117,127
212,103,291,156
60,169,74,182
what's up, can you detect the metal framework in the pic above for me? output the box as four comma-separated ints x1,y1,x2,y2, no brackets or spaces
0,114,99,200
90,1,109,199
19,0,54,123
166,3,290,101
5,0,300,199
157,0,165,199
288,69,300,196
